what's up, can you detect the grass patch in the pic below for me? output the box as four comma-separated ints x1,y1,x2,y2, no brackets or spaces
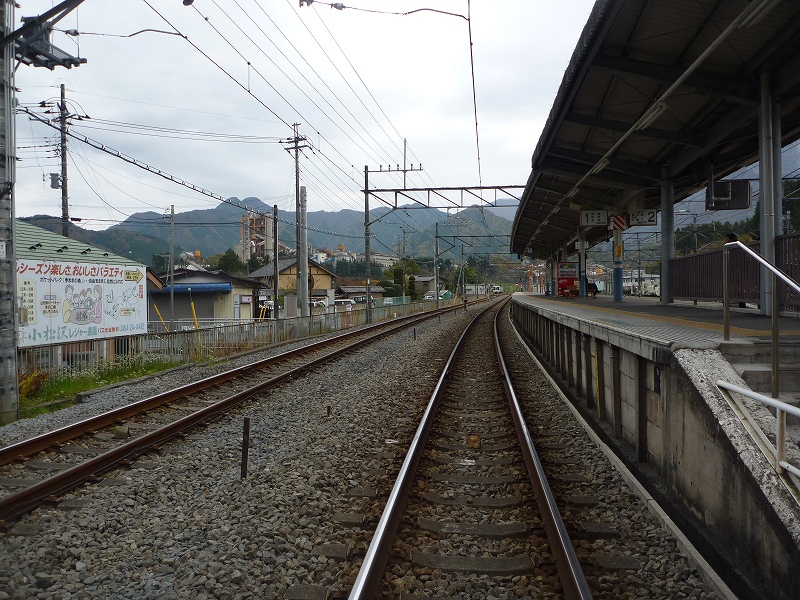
19,359,184,420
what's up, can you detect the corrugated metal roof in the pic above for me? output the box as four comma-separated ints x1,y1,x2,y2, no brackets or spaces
15,220,142,266
512,0,800,256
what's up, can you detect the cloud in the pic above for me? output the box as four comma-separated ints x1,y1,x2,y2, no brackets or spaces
14,0,596,230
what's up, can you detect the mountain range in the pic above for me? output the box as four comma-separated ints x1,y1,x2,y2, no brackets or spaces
21,197,519,269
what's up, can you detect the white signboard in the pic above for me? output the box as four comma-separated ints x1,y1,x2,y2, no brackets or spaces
16,259,147,348
629,209,658,226
580,209,608,227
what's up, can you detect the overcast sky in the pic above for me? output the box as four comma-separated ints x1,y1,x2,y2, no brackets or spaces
13,0,597,230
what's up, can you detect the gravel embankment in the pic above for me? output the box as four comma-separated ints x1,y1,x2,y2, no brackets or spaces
0,307,725,599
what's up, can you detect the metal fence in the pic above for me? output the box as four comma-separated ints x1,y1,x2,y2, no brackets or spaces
669,242,761,303
669,232,800,311
18,298,456,386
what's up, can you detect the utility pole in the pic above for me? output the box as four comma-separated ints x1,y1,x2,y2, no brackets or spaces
434,223,440,308
169,205,175,330
400,227,407,303
0,0,90,424
364,166,372,324
273,204,279,321
284,124,308,316
0,0,17,424
298,185,308,316
59,83,69,237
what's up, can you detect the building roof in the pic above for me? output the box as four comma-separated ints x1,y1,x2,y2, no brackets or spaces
15,220,142,265
249,258,336,279
166,268,261,287
511,0,800,257
337,285,387,294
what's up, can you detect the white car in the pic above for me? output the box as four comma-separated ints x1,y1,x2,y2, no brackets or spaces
423,291,437,300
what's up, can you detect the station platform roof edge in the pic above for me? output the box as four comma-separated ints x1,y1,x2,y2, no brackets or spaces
511,0,800,259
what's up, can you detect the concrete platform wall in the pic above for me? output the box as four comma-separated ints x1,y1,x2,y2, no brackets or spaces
510,298,800,600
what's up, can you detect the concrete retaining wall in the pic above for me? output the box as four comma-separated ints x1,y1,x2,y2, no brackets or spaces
510,297,800,600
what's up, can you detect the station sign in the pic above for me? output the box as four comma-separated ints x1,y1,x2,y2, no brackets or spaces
629,209,658,226
580,209,608,227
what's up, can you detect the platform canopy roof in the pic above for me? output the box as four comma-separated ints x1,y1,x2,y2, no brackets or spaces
511,0,800,258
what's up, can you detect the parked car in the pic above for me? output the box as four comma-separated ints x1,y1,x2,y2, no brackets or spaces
382,297,395,306
310,299,327,308
423,291,437,301
334,299,355,309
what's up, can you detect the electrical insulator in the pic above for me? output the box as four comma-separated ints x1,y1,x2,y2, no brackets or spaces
332,3,345,9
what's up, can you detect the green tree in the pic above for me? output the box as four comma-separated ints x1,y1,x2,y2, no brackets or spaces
247,254,267,274
408,275,417,299
218,248,246,275
405,259,421,276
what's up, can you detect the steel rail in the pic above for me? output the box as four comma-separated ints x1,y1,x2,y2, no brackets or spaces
348,302,493,599
493,306,593,600
0,305,466,526
1,304,463,467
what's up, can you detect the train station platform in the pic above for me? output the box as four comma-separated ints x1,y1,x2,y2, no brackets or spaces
509,292,800,600
513,292,800,345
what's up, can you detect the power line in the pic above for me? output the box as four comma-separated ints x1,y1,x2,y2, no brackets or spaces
21,107,369,240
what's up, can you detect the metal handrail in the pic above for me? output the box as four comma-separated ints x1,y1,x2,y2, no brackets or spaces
723,241,800,401
716,380,800,497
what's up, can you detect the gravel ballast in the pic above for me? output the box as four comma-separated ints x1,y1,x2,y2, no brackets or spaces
0,307,726,599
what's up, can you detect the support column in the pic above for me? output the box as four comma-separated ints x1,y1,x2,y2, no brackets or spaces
613,227,624,302
773,94,783,240
578,231,586,297
660,179,674,305
612,345,622,439
759,72,776,316
636,355,648,462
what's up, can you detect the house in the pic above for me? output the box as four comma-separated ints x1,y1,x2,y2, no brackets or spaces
249,258,336,301
150,269,261,323
14,219,154,355
413,275,448,295
354,252,398,269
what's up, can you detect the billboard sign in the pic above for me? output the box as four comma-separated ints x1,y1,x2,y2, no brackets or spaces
16,259,147,348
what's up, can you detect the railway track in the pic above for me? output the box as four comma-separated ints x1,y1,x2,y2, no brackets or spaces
0,299,724,599
0,304,465,528
348,300,595,599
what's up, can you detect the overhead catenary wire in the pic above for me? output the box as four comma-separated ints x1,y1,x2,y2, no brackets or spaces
216,0,399,167
21,107,368,241
19,0,504,241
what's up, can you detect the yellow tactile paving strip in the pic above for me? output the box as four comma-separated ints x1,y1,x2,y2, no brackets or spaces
533,297,800,338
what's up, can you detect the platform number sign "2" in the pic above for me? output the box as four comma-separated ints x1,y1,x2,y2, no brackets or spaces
629,209,657,226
